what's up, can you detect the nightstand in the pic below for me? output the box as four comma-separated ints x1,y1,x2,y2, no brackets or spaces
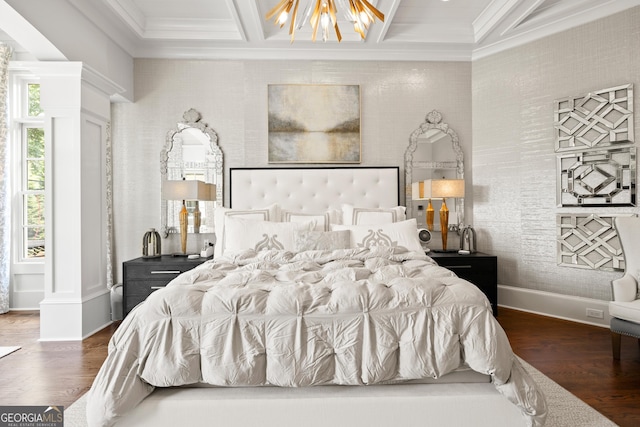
428,251,498,316
122,255,211,317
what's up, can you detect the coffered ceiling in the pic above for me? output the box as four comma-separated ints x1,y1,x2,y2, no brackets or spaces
3,0,640,61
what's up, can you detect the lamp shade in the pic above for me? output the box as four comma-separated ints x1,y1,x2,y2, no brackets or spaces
429,179,465,199
162,180,216,201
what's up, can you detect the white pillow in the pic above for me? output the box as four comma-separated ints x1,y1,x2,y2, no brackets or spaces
294,230,351,251
341,204,406,226
214,204,279,257
224,218,314,253
331,218,422,252
281,208,342,231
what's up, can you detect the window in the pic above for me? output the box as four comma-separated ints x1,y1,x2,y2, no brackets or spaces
24,125,45,258
11,78,45,260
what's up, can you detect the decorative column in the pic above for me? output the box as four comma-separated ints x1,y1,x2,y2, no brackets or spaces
36,62,123,340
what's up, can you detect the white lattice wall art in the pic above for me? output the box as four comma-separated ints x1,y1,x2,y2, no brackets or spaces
557,147,636,206
555,84,634,152
557,214,629,271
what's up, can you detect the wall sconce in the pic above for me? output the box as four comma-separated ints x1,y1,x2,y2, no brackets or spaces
428,179,465,251
162,179,216,255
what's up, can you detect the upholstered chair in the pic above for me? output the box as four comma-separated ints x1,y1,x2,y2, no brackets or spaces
609,216,640,359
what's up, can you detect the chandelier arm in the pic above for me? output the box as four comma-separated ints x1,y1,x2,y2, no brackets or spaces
265,0,286,20
289,0,301,38
266,0,291,22
297,0,315,30
360,0,385,21
334,23,343,42
328,0,343,42
310,0,322,42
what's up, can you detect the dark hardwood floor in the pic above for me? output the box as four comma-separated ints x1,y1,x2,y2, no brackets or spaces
0,308,639,426
498,308,640,427
0,311,118,408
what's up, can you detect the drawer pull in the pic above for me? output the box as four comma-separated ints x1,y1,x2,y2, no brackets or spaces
448,265,472,269
150,286,166,290
150,270,181,274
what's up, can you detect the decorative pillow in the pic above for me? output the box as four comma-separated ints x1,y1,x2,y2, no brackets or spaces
224,217,314,253
331,218,422,252
281,208,342,231
294,230,351,251
214,204,279,257
341,204,406,226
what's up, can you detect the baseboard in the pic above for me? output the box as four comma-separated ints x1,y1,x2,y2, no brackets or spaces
498,285,611,328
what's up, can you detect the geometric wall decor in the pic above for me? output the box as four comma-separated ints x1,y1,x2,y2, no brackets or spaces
557,147,636,206
555,84,633,152
557,214,629,271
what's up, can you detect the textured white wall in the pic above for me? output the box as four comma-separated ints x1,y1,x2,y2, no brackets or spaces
111,60,472,281
472,7,640,301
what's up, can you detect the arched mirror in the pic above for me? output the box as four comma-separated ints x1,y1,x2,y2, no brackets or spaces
160,109,223,237
405,110,464,233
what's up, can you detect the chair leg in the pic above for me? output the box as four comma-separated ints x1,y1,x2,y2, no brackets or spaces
612,332,622,360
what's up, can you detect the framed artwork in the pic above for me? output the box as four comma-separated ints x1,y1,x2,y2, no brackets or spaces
556,213,629,271
554,84,634,152
557,147,636,207
268,84,361,163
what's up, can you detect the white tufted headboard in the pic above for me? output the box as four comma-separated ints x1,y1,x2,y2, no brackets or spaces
229,167,400,212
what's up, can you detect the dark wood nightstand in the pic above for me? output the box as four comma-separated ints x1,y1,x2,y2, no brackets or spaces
122,255,211,316
428,251,498,316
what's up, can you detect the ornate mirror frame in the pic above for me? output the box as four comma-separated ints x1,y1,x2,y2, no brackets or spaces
160,109,223,237
404,110,464,230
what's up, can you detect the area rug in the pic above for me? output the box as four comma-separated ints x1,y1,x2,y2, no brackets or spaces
0,346,20,359
64,358,617,427
518,358,617,427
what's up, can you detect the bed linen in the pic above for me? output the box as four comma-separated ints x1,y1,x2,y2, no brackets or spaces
86,247,547,427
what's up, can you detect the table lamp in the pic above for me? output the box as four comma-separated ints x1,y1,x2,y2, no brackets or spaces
162,179,216,255
429,179,465,251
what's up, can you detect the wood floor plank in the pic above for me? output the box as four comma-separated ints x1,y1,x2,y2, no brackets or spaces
0,308,638,426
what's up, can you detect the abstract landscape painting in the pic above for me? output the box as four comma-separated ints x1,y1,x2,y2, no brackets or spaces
268,84,361,163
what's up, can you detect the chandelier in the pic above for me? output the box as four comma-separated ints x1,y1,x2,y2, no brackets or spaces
266,0,385,43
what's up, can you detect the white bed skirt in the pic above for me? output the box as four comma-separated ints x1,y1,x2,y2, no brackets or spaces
114,382,526,427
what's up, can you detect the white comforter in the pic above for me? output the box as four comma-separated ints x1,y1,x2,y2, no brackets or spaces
87,247,547,426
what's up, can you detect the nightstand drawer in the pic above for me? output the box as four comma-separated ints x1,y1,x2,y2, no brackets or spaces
125,264,192,279
122,255,211,317
126,280,172,296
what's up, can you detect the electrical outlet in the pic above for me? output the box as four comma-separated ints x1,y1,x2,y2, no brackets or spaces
586,308,604,319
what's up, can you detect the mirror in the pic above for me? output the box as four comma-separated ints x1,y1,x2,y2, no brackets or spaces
405,110,464,232
160,109,223,237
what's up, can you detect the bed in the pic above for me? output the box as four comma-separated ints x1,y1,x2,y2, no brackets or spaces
86,166,547,427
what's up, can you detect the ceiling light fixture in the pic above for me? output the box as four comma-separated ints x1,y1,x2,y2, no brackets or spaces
266,0,384,43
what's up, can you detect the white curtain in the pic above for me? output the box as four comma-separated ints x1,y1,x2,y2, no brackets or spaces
0,43,13,314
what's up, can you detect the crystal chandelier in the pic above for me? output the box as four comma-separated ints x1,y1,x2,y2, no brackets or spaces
266,0,385,43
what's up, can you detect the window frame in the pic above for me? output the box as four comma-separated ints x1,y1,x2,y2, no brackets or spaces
9,73,45,264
